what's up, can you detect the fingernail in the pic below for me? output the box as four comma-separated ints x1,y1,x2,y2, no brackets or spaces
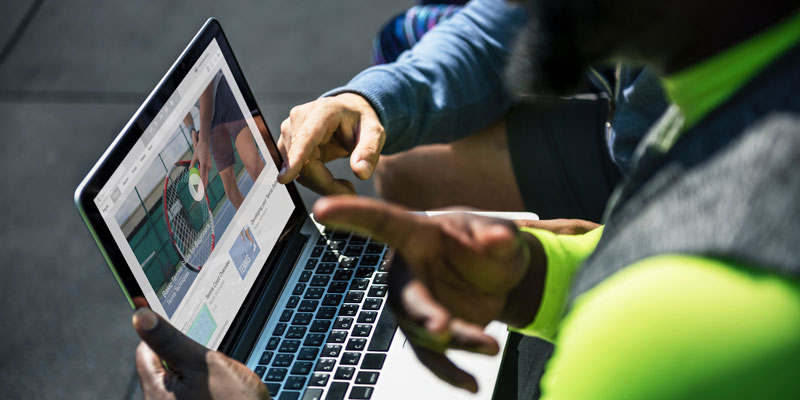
462,379,478,393
356,160,372,176
133,308,158,331
279,164,287,176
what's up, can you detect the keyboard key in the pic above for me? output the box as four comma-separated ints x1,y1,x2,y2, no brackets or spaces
299,270,313,283
281,392,301,400
304,333,325,346
273,353,294,367
378,260,390,272
292,313,313,326
286,326,307,339
368,307,397,352
267,382,281,397
332,230,350,240
355,267,374,279
309,372,330,387
298,347,320,361
365,243,384,254
334,366,356,380
259,351,274,365
285,375,306,391
326,382,350,400
266,336,281,350
346,338,367,351
350,279,369,291
322,344,342,358
345,245,364,257
298,300,319,313
317,263,336,274
301,388,323,400
265,367,288,381
305,259,318,270
287,296,300,308
266,382,280,396
349,235,367,245
340,352,361,365
329,240,346,250
367,286,387,298
280,309,294,322
360,255,380,266
339,257,358,269
322,294,343,306
352,324,372,337
281,391,301,400
315,306,337,319
310,320,331,332
372,273,388,285
322,252,339,262
311,275,330,287
291,361,313,375
311,246,324,257
345,291,364,303
357,311,378,324
333,317,354,330
361,353,386,370
339,304,359,317
327,330,348,344
293,283,307,295
315,359,336,372
355,371,379,385
273,323,288,336
333,269,354,281
328,281,349,293
279,340,301,353
304,287,324,299
349,386,374,399
363,298,382,311
316,235,329,246
254,365,267,379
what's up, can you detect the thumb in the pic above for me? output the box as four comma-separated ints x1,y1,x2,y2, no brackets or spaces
132,308,208,369
471,218,520,260
349,120,384,180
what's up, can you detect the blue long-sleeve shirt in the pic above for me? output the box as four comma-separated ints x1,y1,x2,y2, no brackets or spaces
324,0,525,154
325,0,667,176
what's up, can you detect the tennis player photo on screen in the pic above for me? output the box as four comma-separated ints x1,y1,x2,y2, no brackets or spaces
112,69,268,317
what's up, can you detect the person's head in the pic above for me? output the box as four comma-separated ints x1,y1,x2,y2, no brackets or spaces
506,0,798,96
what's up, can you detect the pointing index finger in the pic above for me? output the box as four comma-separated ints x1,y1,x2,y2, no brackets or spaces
279,106,341,183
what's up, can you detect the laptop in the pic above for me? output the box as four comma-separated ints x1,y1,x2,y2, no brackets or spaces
75,19,536,400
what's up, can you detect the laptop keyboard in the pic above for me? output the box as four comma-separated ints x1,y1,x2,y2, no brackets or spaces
250,229,395,400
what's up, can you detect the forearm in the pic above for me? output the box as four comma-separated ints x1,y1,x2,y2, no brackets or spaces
324,0,526,153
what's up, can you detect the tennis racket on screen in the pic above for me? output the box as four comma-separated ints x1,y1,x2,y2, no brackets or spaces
163,160,215,272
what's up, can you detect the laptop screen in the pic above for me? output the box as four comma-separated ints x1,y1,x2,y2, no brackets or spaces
91,38,294,350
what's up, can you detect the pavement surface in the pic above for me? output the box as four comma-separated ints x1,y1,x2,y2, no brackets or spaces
0,1,405,398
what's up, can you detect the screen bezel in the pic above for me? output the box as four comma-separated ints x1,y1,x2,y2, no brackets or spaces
74,18,308,354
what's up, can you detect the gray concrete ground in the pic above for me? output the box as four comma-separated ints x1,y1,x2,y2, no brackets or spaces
0,1,405,398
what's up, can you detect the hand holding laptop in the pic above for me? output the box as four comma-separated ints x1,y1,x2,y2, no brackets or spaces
313,196,546,392
133,308,270,400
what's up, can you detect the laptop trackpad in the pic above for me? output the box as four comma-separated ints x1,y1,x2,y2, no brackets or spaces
373,321,508,399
